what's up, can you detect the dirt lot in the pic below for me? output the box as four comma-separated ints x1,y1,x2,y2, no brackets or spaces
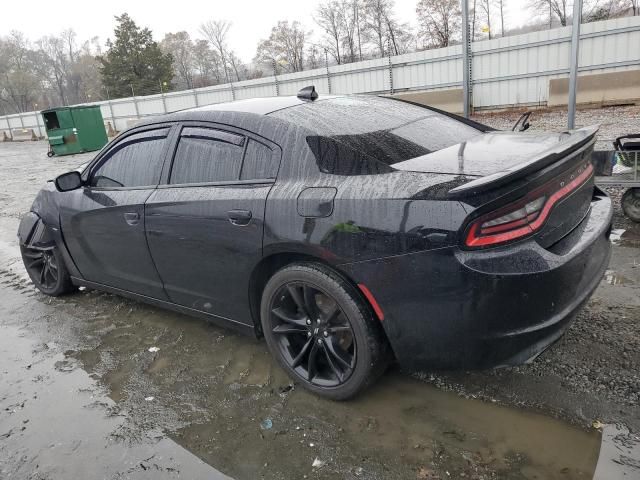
1,106,639,479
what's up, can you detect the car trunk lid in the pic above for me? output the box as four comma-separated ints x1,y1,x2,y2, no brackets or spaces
396,126,599,250
393,126,597,189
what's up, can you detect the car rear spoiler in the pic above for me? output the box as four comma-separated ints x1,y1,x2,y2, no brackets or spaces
447,125,599,198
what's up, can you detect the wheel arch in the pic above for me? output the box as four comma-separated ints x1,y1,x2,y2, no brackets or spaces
18,210,82,279
248,251,384,340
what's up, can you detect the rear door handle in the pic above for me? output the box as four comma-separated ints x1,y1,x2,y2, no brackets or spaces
124,212,140,226
227,209,252,226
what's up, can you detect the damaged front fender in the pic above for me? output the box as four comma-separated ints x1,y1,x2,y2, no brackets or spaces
17,212,55,249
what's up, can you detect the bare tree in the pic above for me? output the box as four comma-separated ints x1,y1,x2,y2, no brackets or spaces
478,0,493,38
161,32,194,89
362,0,412,56
362,0,392,55
530,0,569,27
316,1,344,64
472,0,478,40
385,13,413,54
255,21,307,73
192,39,222,86
200,20,234,83
499,0,506,36
0,32,42,113
306,44,323,69
416,0,461,48
341,0,364,62
227,51,246,81
75,38,103,101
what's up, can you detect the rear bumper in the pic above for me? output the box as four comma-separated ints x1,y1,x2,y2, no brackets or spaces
339,192,613,370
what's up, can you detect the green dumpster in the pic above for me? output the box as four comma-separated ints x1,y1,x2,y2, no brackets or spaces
41,105,108,157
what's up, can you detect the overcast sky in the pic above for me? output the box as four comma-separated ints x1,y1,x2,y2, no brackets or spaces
2,0,532,62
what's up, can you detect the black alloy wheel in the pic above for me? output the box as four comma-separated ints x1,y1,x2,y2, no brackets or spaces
269,282,356,387
21,245,74,296
261,263,391,400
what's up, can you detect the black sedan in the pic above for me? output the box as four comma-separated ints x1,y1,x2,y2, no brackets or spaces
19,88,613,399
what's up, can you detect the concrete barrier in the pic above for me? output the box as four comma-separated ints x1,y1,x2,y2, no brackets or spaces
10,128,38,142
548,69,640,107
388,88,464,114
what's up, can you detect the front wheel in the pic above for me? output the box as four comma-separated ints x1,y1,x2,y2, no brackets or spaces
21,245,75,296
260,263,390,400
621,188,640,223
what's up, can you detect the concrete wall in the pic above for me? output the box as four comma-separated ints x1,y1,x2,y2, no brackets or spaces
548,69,640,106
388,88,463,113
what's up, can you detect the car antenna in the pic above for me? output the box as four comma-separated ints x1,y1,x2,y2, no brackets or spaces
297,85,318,101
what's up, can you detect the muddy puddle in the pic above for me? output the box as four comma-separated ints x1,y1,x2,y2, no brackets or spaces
610,227,640,248
0,321,230,479
1,282,598,480
604,269,635,286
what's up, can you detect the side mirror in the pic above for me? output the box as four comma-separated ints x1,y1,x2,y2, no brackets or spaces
54,171,83,192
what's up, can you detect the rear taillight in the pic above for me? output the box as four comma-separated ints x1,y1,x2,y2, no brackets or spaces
465,162,594,248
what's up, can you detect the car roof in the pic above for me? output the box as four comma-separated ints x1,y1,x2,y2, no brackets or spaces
185,95,343,116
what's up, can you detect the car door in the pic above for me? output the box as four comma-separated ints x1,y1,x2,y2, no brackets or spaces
145,124,280,324
59,126,175,299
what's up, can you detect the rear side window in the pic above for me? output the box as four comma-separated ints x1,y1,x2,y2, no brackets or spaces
90,128,169,188
170,127,245,184
271,96,483,175
240,139,278,180
306,136,393,175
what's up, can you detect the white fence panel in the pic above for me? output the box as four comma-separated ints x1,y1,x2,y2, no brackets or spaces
330,57,389,93
137,97,165,116
165,92,198,111
196,86,234,106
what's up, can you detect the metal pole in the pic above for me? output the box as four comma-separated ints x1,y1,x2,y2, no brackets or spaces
159,80,168,113
387,38,394,95
35,110,43,138
273,60,280,96
131,84,140,119
461,0,471,118
325,49,332,94
105,88,116,131
567,0,583,129
193,89,200,107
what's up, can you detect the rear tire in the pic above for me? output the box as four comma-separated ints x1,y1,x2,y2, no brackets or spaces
621,188,640,223
260,262,390,400
21,245,75,296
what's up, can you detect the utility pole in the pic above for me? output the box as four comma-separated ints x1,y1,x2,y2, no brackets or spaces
325,49,332,94
461,0,472,118
567,0,583,129
273,60,280,96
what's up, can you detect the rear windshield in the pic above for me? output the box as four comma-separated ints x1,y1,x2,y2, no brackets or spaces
271,96,483,175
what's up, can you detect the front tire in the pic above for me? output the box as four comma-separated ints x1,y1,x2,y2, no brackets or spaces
260,263,390,400
21,245,74,296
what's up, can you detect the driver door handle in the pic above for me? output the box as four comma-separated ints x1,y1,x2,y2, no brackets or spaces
227,209,252,226
124,212,140,226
